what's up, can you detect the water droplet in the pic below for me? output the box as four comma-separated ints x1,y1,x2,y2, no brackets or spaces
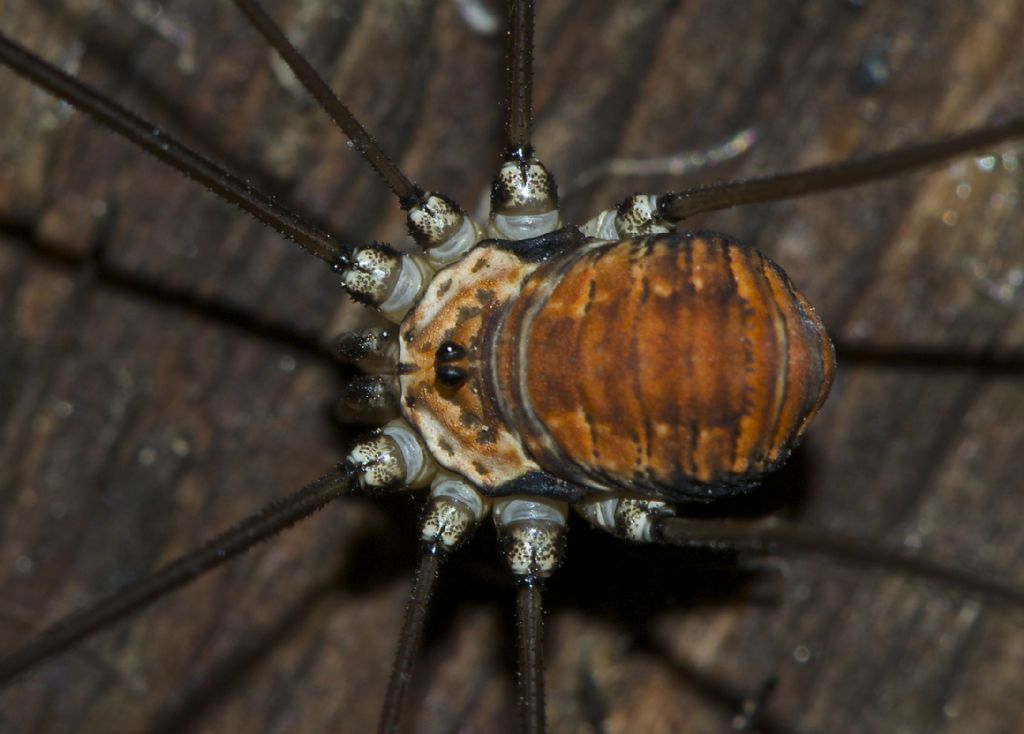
14,555,33,574
850,50,890,94
453,0,501,36
138,446,158,466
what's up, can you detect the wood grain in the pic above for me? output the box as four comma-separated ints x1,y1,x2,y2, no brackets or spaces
0,1,1023,732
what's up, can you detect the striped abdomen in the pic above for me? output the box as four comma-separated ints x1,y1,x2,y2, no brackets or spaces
492,232,835,500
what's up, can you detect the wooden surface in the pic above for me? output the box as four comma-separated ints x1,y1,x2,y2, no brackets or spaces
1,1,1023,732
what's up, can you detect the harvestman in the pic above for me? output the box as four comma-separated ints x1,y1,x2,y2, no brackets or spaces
1,1,1024,732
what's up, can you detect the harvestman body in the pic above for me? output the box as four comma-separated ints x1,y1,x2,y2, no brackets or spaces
344,187,835,558
2,1,1024,732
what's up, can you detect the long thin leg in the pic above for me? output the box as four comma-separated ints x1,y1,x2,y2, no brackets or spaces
504,0,535,156
377,547,442,734
0,463,356,684
377,482,486,732
489,0,559,240
835,342,1024,375
494,497,567,734
654,516,1024,606
516,581,547,734
658,114,1024,221
231,0,423,208
0,33,345,264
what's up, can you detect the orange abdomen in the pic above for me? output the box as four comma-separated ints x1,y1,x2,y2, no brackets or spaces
493,232,834,500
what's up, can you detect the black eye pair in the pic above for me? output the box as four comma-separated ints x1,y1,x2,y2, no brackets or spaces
435,341,468,388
